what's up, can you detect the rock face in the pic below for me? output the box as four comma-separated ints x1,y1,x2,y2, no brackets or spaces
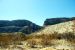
0,20,42,34
44,17,75,26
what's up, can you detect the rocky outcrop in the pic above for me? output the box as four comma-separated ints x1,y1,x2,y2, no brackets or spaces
44,17,75,26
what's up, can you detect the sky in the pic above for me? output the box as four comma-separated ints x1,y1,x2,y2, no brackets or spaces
0,0,75,26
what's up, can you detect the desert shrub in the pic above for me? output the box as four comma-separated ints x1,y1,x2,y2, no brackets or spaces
26,38,42,48
26,34,57,47
41,36,53,46
0,42,9,48
62,32,75,40
0,35,12,48
0,32,26,47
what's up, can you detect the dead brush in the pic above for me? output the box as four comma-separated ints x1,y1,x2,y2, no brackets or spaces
26,33,59,47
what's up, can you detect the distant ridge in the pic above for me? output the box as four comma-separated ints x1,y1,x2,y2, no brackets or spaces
44,17,75,26
0,20,42,34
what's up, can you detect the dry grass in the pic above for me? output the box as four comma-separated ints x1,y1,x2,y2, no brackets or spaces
0,32,75,48
25,33,62,47
0,32,26,48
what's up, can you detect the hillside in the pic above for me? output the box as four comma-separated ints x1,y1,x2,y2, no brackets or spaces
0,19,75,50
34,20,75,35
0,20,42,34
26,20,75,50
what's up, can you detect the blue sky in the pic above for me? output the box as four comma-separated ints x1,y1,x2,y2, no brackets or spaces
0,0,75,26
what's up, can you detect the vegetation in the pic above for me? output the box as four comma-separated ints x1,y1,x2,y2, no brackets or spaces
0,19,75,50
